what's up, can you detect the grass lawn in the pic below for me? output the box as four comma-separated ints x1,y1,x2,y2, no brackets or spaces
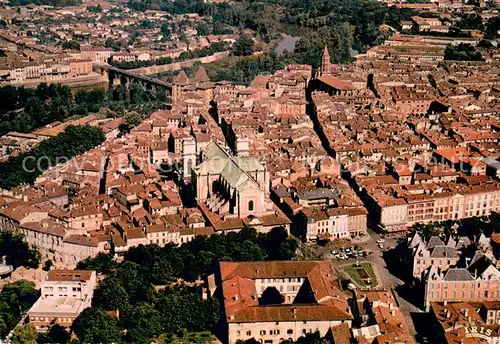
343,262,378,288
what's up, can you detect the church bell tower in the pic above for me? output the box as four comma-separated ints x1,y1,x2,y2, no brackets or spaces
320,46,331,76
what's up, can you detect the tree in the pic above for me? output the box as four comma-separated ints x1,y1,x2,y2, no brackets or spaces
92,277,129,311
159,331,216,344
233,35,254,56
155,286,220,334
72,308,122,344
196,23,210,36
12,324,38,344
104,38,121,52
42,260,53,272
130,83,146,104
259,287,284,305
444,43,484,61
114,261,153,303
296,331,330,344
87,4,102,12
261,227,298,260
61,40,80,51
278,331,330,344
237,339,260,344
46,324,69,343
0,280,40,312
459,13,483,30
0,83,101,137
161,23,171,38
36,333,53,343
76,253,118,275
0,232,41,269
0,316,8,339
411,223,443,241
122,302,163,343
0,280,38,338
484,16,500,39
74,89,106,113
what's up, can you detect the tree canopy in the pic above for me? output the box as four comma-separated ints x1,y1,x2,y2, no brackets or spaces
233,35,254,56
484,16,500,39
12,324,37,344
0,125,105,189
0,231,41,269
0,280,39,338
129,0,413,70
444,43,484,61
0,84,106,136
259,287,285,305
72,308,123,344
76,227,297,342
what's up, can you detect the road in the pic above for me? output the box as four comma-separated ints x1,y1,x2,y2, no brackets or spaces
363,229,420,336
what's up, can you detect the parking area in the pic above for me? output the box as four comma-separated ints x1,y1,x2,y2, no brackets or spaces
330,245,368,261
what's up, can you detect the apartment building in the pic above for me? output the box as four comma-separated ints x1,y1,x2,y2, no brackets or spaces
80,45,112,63
28,270,97,331
424,254,500,310
359,175,500,233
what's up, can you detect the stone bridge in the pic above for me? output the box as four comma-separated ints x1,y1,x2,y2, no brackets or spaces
93,64,172,100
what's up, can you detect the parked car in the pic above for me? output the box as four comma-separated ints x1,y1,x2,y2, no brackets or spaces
376,239,385,243
378,243,384,249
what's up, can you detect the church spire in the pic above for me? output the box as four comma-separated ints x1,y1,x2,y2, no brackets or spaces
321,46,331,76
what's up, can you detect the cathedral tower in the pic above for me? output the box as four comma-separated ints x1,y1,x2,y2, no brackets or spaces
320,46,331,76
182,136,196,179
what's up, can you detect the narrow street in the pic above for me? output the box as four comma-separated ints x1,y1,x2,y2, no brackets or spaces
305,83,422,340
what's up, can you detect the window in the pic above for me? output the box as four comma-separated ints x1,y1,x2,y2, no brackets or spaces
248,200,254,211
246,331,252,336
287,329,293,335
260,330,266,336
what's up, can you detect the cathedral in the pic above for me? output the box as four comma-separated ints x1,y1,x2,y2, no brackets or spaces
191,140,273,219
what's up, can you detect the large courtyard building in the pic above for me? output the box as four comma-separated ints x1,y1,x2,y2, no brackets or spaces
207,260,352,344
